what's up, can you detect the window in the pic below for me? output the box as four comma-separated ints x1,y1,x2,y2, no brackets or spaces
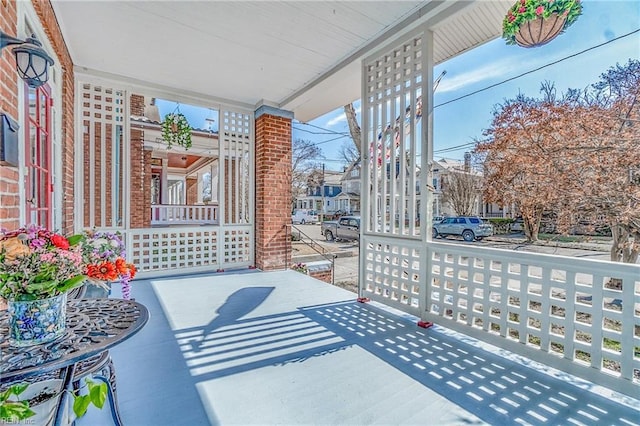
24,84,52,227
469,217,480,224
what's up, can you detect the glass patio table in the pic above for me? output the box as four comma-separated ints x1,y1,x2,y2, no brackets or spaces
0,298,149,425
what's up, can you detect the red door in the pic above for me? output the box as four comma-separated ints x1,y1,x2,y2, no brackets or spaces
24,84,52,228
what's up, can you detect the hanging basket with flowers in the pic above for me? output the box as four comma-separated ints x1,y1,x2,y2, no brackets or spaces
503,0,583,48
161,113,192,150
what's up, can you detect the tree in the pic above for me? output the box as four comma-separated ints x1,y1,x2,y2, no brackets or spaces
476,60,640,262
338,140,359,166
476,92,564,241
291,139,322,208
343,103,361,156
566,60,640,263
440,168,481,216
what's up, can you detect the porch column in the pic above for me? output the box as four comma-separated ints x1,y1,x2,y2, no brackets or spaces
254,105,292,270
129,94,152,228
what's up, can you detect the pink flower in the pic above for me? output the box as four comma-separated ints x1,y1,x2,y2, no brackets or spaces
518,6,526,13
535,5,545,15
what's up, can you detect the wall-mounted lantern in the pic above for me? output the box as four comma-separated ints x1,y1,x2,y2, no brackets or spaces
1,31,54,88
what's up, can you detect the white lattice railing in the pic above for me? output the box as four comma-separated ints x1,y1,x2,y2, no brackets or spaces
150,204,219,225
124,225,252,277
361,236,640,396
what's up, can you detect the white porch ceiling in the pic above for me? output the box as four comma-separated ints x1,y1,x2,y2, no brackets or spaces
51,1,510,121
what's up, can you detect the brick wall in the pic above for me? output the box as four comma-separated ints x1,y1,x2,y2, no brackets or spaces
129,94,150,228
186,177,198,205
0,0,74,233
0,0,20,230
255,113,292,270
309,269,332,284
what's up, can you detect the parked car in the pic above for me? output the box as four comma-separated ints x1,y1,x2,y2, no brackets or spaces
432,216,493,242
321,216,360,241
291,209,319,224
511,217,524,232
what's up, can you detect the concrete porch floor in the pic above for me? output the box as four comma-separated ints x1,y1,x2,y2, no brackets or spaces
79,270,640,426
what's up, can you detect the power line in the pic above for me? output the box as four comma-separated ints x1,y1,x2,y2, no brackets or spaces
294,29,639,153
434,141,477,154
434,28,640,109
293,126,350,136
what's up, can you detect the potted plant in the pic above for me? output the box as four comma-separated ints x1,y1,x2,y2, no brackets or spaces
291,262,309,274
161,112,192,150
502,0,583,48
0,226,87,346
0,379,107,424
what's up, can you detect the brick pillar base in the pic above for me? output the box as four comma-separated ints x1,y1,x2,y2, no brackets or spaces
255,106,292,270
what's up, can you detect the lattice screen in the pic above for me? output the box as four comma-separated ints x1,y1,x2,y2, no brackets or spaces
222,226,252,265
361,237,422,316
127,228,218,273
360,26,431,314
427,242,640,384
362,30,427,238
219,109,253,225
79,83,126,229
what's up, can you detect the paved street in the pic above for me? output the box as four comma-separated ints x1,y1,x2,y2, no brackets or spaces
292,224,620,291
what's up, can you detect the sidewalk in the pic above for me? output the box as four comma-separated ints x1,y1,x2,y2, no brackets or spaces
490,233,612,252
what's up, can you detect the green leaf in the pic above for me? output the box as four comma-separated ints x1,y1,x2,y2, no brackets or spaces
88,380,107,409
67,234,84,246
73,395,91,418
0,400,35,421
58,275,87,293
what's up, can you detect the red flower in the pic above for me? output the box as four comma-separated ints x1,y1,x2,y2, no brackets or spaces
115,258,128,275
518,6,526,13
50,234,70,250
127,263,137,279
520,0,526,4
87,261,118,281
535,5,545,15
508,14,516,23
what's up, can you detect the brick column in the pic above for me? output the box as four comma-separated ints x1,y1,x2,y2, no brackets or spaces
255,106,292,270
128,94,151,228
186,177,198,205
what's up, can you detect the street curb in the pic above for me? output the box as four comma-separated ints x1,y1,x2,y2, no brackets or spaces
489,236,610,253
292,250,353,264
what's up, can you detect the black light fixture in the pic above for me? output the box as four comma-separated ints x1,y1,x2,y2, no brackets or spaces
0,31,54,88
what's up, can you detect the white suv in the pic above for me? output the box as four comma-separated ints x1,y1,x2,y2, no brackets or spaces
432,216,493,242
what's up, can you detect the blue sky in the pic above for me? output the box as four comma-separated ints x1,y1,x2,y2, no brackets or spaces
295,0,639,171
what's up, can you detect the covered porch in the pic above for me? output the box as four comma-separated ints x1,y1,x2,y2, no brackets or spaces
1,1,638,424
81,270,639,425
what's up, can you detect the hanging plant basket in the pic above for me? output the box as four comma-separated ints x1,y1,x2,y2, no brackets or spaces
502,0,583,48
161,113,192,150
514,13,567,47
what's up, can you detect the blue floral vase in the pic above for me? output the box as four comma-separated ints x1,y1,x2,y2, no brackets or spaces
8,292,67,347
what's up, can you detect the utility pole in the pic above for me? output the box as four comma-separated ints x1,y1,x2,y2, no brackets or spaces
321,163,325,222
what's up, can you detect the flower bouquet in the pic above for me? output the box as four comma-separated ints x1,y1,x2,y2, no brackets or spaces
0,225,85,302
79,230,136,300
0,225,137,346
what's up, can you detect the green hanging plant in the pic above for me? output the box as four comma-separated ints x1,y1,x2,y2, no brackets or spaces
502,0,583,47
161,113,192,150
